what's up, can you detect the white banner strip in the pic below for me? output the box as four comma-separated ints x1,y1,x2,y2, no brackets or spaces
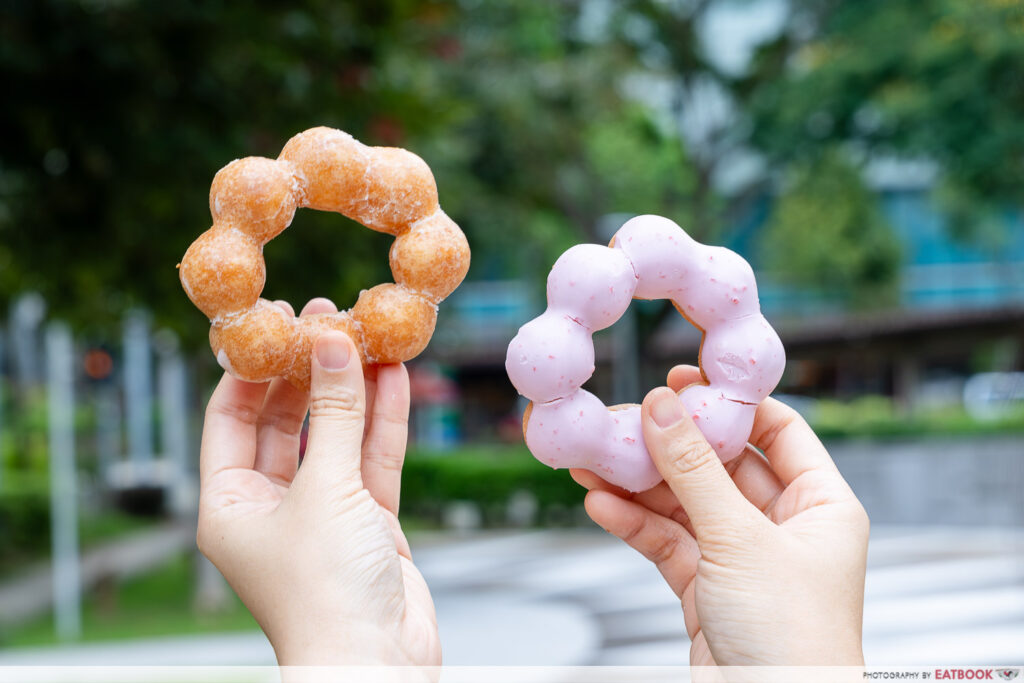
1,665,1023,683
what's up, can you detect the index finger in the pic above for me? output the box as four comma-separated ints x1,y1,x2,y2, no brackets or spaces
748,396,840,485
200,373,271,485
666,364,705,392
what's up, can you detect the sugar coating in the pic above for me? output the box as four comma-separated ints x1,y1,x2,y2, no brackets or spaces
179,228,265,319
180,126,470,387
506,214,785,492
351,283,438,365
390,211,471,303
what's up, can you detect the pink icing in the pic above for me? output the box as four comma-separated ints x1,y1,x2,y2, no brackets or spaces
525,390,662,494
506,214,785,492
546,245,637,330
506,310,596,404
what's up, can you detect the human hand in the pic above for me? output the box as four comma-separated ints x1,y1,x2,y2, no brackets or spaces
571,365,869,667
196,298,439,666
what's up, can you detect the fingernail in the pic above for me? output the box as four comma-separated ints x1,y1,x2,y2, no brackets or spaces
316,334,350,369
651,393,685,428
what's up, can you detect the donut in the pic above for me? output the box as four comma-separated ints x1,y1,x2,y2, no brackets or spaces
179,127,471,389
505,215,785,492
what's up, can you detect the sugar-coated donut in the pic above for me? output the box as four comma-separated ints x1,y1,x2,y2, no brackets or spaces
179,126,471,389
505,215,785,492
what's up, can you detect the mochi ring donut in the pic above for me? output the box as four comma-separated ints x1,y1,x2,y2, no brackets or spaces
505,215,784,492
179,126,470,389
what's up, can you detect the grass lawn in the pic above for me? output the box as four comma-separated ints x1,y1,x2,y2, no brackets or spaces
1,553,259,648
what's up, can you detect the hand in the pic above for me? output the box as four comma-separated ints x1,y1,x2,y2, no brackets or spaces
571,365,869,667
196,298,440,666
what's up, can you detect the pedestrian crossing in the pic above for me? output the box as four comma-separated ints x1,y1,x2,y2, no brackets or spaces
415,525,1024,666
0,525,1019,667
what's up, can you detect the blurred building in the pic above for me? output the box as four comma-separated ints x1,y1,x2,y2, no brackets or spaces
653,173,1024,406
417,0,1024,438
425,183,1024,441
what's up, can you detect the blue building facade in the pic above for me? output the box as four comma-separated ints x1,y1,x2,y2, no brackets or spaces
746,189,1024,317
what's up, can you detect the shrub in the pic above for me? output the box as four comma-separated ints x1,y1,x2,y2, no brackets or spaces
401,444,585,526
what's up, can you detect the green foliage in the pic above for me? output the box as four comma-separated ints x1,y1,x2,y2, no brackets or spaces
0,473,50,575
2,553,257,646
583,108,696,222
1,0,457,339
745,0,1024,224
0,468,153,578
0,0,704,343
758,151,902,308
401,444,584,526
810,395,1024,440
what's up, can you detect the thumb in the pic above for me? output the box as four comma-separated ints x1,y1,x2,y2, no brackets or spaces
642,387,758,539
303,331,366,488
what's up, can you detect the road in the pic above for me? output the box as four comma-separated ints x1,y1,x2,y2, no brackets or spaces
0,525,1021,667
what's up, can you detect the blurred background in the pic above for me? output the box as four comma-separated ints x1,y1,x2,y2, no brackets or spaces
0,0,1021,669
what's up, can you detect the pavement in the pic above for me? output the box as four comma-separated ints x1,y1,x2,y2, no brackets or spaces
0,524,1021,667
0,523,193,627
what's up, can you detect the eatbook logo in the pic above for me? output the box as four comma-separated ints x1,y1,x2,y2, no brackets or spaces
997,669,1020,681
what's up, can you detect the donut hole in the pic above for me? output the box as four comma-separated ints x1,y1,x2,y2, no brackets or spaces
260,209,393,311
585,299,706,405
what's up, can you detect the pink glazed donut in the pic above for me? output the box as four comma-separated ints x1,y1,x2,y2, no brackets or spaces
505,215,785,492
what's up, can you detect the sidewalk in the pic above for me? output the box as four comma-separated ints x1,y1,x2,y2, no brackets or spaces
0,523,193,628
0,525,1021,666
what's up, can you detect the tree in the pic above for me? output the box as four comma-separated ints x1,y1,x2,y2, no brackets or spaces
758,150,902,309
0,0,699,342
742,0,1024,237
0,1,461,339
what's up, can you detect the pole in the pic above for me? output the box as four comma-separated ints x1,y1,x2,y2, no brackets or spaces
124,310,153,466
156,330,191,517
46,322,81,641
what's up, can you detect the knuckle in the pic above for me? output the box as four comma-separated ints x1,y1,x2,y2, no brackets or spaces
363,446,404,473
757,402,800,451
646,529,680,567
258,409,305,436
309,388,361,416
372,410,409,430
621,514,647,546
666,436,717,478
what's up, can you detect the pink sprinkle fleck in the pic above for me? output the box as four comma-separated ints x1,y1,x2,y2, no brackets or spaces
717,441,725,449
623,437,636,444
750,358,757,365
548,354,555,359
532,367,537,372
731,298,739,304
